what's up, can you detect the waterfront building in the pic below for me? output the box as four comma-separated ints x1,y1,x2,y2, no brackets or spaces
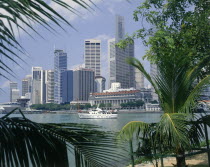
46,70,54,103
135,68,144,89
89,84,152,108
10,82,18,102
150,63,158,101
61,70,73,103
108,15,135,88
54,50,67,104
95,76,106,93
73,68,95,101
84,39,101,76
31,67,42,104
11,89,20,102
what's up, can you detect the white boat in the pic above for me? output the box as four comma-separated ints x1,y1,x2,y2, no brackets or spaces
78,107,118,119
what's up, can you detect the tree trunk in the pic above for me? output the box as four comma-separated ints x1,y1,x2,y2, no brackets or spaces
176,154,186,167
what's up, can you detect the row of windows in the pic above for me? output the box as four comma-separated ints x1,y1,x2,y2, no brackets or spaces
85,43,100,45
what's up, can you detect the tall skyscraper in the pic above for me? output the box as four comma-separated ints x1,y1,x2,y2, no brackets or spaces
135,68,144,89
10,82,17,102
54,50,67,104
61,70,73,103
150,63,158,101
46,70,54,103
22,79,29,96
11,89,20,102
41,70,47,104
108,15,135,88
84,39,101,76
73,68,95,101
31,67,42,104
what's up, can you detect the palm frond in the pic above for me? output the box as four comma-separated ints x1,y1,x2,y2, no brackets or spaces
118,121,149,141
156,113,190,150
0,109,125,167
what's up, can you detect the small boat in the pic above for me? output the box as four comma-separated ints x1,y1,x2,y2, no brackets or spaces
78,107,118,119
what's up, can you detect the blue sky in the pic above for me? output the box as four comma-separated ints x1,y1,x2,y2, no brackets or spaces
0,0,150,103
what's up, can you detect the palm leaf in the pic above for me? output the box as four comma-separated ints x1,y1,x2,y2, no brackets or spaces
118,121,149,141
0,109,125,167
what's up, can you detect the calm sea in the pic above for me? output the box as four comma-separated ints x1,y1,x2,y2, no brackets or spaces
4,113,162,131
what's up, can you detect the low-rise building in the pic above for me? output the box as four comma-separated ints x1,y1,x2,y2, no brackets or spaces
89,88,152,108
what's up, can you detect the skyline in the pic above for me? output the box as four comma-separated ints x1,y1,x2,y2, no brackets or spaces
0,1,149,103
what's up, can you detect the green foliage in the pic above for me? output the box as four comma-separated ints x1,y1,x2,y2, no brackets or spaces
150,100,158,104
31,103,92,110
0,109,125,167
118,1,210,164
121,100,144,108
99,103,106,108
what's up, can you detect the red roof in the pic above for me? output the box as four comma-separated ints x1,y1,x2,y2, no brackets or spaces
92,90,140,96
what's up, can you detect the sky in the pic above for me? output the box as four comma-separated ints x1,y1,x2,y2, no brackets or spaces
0,0,150,103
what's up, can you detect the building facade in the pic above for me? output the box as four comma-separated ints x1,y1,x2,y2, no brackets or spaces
11,89,20,102
61,70,73,103
135,68,144,89
22,79,29,96
108,15,135,88
95,76,106,93
73,68,95,101
89,89,152,108
84,39,101,76
31,67,42,104
150,63,158,101
10,82,18,102
46,70,54,103
54,50,67,104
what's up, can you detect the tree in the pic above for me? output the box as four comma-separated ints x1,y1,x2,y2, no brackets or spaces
117,1,210,165
119,56,210,167
0,1,124,166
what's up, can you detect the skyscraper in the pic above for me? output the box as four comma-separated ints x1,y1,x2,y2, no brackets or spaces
84,39,101,76
135,68,144,89
31,67,42,104
54,50,67,104
46,70,54,103
22,79,29,96
40,70,46,104
150,63,158,101
73,68,95,101
11,89,20,102
10,82,17,102
108,15,135,88
61,70,73,103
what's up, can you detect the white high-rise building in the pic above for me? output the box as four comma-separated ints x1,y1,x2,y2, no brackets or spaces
84,39,101,76
108,15,135,89
10,82,18,102
46,70,54,103
150,63,158,101
11,89,20,102
31,67,42,104
135,68,144,89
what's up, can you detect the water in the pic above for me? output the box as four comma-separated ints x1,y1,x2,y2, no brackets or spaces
3,113,210,166
5,113,162,131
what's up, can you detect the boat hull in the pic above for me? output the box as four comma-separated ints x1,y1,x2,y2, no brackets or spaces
78,113,117,119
